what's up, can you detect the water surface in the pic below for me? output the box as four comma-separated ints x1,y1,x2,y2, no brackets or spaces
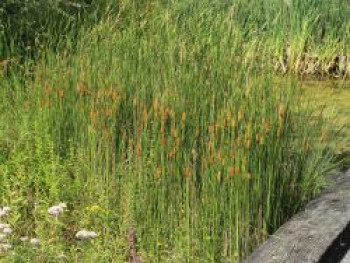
302,80,350,155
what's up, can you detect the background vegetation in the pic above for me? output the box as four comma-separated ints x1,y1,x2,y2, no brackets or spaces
0,0,348,262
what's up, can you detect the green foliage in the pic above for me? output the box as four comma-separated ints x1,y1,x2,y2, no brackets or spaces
1,0,349,74
0,0,346,262
0,0,97,56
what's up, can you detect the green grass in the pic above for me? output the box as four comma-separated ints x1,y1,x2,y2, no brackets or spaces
0,0,347,262
1,0,349,76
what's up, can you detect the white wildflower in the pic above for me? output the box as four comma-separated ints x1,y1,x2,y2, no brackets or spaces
0,223,10,229
0,234,7,241
75,230,97,240
88,231,97,238
48,206,63,217
57,252,68,261
48,202,67,217
0,207,10,218
0,211,7,218
2,227,13,235
30,238,40,246
0,243,12,251
2,207,11,213
58,203,67,209
20,236,29,242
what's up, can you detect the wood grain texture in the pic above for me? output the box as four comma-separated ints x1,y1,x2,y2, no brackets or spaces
245,169,350,263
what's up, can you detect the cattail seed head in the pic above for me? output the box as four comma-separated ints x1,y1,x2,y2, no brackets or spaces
234,167,241,176
232,119,236,129
89,111,98,121
44,84,51,95
136,141,142,157
169,147,177,160
195,125,200,136
227,111,232,121
245,139,252,150
181,112,186,124
184,167,191,179
243,157,248,166
217,150,222,162
215,124,220,136
259,134,265,145
175,138,181,147
245,87,251,97
238,110,243,122
278,104,286,119
112,90,119,102
237,136,242,147
264,122,270,134
133,97,138,108
142,109,148,123
77,82,91,96
278,126,284,136
171,128,178,138
104,88,112,97
161,137,166,147
229,167,235,178
153,98,159,112
217,171,222,181
156,167,162,179
57,89,65,100
160,122,165,134
179,44,184,63
208,125,214,134
163,108,172,121
245,124,251,137
97,89,103,98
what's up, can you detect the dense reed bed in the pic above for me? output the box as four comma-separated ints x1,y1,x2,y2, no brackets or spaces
0,0,345,262
1,0,349,77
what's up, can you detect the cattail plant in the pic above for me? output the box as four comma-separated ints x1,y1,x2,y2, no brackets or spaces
0,0,343,261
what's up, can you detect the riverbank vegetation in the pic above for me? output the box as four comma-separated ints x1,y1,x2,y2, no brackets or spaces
0,0,348,262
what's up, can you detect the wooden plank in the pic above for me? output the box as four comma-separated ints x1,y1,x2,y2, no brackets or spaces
245,169,350,263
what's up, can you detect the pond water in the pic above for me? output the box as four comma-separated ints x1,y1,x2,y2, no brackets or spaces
301,79,350,155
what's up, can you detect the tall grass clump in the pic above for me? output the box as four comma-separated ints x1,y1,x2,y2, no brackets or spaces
1,0,349,75
0,0,120,58
0,0,342,262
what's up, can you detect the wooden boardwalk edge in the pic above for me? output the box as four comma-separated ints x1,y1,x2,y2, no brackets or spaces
245,169,350,263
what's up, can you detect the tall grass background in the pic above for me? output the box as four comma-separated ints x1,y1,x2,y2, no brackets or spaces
0,0,346,262
1,0,349,75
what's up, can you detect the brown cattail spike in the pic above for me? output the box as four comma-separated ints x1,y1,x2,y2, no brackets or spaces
57,89,65,100
181,112,186,124
184,167,191,179
238,110,243,122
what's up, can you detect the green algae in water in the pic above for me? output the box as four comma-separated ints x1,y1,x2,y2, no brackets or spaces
302,80,350,155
